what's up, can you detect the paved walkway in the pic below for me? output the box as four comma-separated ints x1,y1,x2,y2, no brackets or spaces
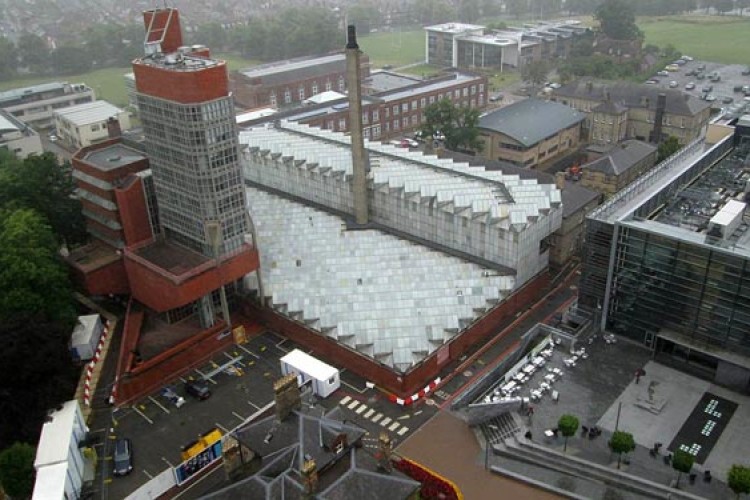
396,410,561,500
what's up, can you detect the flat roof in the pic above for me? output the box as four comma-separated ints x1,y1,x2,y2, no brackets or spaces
236,107,277,124
364,71,421,93
34,400,81,468
0,82,68,105
240,53,345,79
31,462,69,500
425,22,484,33
0,111,20,132
134,53,223,73
55,100,124,126
379,73,480,102
281,349,338,380
83,143,146,170
134,238,210,274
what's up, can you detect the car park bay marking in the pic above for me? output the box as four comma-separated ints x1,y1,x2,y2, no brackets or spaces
398,427,409,436
347,400,360,410
148,396,170,414
161,457,175,468
339,396,352,406
364,409,375,418
388,422,400,432
132,405,154,424
215,423,230,433
142,469,154,479
371,413,383,423
355,404,367,415
232,411,246,422
195,368,217,385
236,343,260,359
380,417,392,427
247,400,262,411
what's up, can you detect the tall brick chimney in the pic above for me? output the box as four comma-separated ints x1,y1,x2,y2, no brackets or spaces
651,93,667,144
345,25,370,226
107,116,122,139
273,374,301,421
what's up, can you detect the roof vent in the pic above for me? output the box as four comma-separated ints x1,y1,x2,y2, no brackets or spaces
108,155,122,162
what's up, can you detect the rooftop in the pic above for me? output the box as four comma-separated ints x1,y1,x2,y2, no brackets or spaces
364,71,421,94
583,140,657,176
425,22,485,33
379,73,481,102
134,238,210,275
0,81,71,105
479,98,586,147
83,143,146,171
238,53,350,87
134,52,223,72
553,78,712,116
54,100,124,127
34,401,83,468
561,181,602,218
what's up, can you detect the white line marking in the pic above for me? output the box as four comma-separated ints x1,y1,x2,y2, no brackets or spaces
371,413,383,423
232,411,246,421
398,427,409,436
275,338,289,352
389,422,400,432
236,343,260,359
340,396,352,406
142,469,154,479
341,379,367,394
215,423,230,433
148,396,170,414
413,410,423,416
355,405,367,415
380,417,392,427
397,414,410,420
161,457,175,468
132,406,153,424
247,400,261,411
364,409,375,418
347,400,360,410
195,368,217,385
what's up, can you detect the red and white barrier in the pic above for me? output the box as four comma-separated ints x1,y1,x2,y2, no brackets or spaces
388,377,442,406
82,321,110,407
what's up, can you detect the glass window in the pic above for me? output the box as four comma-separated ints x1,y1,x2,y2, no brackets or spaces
372,110,379,122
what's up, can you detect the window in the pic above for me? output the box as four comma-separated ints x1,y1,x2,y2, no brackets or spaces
327,120,335,130
402,117,409,127
479,83,485,92
411,115,418,125
411,100,418,110
393,120,400,130
385,107,390,118
402,103,409,112
372,110,379,122
298,86,305,100
338,118,346,131
325,80,332,91
471,85,476,95
364,128,371,138
338,76,345,91
429,95,435,104
454,89,460,98
463,87,469,97
270,93,277,106
362,112,368,124
312,82,318,94
438,93,443,100
284,89,291,104
420,97,426,107
91,124,100,131
393,105,399,115
372,125,380,138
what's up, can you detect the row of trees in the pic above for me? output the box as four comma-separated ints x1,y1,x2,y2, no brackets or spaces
567,0,750,15
0,150,87,497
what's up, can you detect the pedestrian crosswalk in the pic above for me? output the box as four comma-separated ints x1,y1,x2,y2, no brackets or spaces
339,397,409,437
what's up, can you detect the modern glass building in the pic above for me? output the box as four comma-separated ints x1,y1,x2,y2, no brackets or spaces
580,118,750,392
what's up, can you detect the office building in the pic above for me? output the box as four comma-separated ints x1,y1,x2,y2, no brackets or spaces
0,82,95,129
54,100,131,149
579,119,750,392
0,108,43,157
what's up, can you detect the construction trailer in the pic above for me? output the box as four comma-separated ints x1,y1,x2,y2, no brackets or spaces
279,349,341,398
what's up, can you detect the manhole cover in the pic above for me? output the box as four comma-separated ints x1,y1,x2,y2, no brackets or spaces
425,398,436,406
463,370,473,377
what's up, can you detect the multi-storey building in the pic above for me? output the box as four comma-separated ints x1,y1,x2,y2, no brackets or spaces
0,108,42,157
230,52,371,109
579,140,658,196
551,79,712,145
239,72,488,142
478,99,586,169
54,100,131,149
579,119,750,391
425,20,588,70
0,82,95,129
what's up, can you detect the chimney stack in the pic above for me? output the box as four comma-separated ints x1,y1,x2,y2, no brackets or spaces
301,459,319,495
107,116,122,139
377,431,393,473
555,171,566,190
273,374,301,421
651,93,667,144
345,25,370,226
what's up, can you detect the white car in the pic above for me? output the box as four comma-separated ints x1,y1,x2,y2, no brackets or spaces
685,82,695,90
669,81,678,88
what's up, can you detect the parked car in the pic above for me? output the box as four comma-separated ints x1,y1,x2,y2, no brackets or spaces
433,131,446,141
669,81,679,88
185,380,212,400
681,55,694,62
113,438,133,476
697,63,706,71
704,94,716,102
489,93,504,102
685,82,696,90
702,85,713,93
665,64,679,72
657,70,669,77
696,72,706,80
742,67,750,76
400,138,419,148
722,96,734,104
646,79,659,85
674,59,686,66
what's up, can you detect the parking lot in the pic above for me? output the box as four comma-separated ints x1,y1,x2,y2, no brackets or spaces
102,330,437,499
646,58,750,113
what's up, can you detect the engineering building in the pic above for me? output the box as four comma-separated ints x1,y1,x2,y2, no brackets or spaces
579,118,750,392
425,20,588,70
53,100,131,149
0,82,95,129
239,120,561,394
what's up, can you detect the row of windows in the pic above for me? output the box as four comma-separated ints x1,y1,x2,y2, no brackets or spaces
270,77,346,105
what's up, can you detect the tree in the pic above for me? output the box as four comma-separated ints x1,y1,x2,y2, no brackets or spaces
0,36,17,81
0,443,35,498
608,431,636,469
506,0,528,18
728,465,750,499
595,0,643,40
658,136,681,162
51,45,92,74
412,0,456,25
421,99,483,153
0,209,75,324
558,414,579,452
347,2,380,35
459,0,482,22
521,61,549,87
17,33,49,75
0,152,87,246
672,450,695,489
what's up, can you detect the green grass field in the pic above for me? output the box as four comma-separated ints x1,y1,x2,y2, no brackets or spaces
639,16,750,65
359,30,425,68
0,52,259,110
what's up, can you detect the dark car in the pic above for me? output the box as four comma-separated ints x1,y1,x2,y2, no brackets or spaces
722,96,734,104
113,438,133,476
186,380,212,400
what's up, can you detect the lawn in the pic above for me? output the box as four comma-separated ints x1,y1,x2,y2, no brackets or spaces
359,30,426,68
638,15,750,65
0,52,259,110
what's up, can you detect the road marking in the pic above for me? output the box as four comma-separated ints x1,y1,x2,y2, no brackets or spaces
142,469,154,479
397,414,410,420
90,428,107,434
148,396,170,414
132,405,154,424
236,343,260,359
341,379,367,394
232,411,246,422
355,405,367,415
388,422,400,432
380,417,392,427
161,457,175,468
347,400,360,410
398,427,409,436
195,368,217,385
275,338,289,352
413,410,423,416
247,400,261,411
103,478,112,484
215,423,230,433
371,413,383,423
364,409,375,418
340,396,352,406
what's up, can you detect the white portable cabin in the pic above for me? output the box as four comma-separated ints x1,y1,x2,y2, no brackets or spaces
279,349,340,398
70,314,103,361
